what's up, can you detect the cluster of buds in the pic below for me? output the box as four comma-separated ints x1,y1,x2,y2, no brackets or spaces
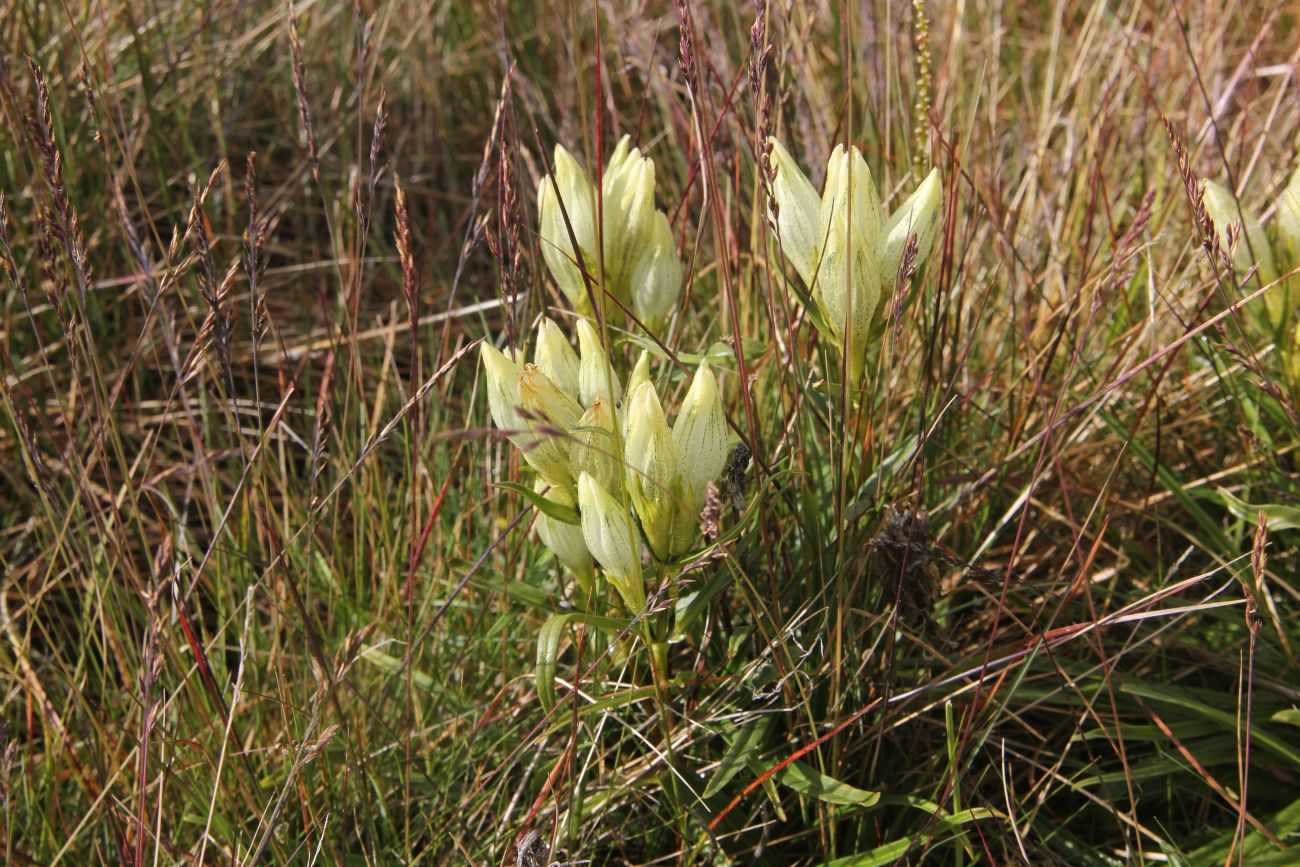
1201,172,1300,389
480,317,730,612
537,137,684,332
767,138,943,380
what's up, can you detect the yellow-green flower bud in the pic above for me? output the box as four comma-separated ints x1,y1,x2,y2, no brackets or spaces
624,382,677,560
621,349,652,438
576,318,623,407
602,141,657,293
816,218,880,382
518,363,583,484
625,349,652,402
668,362,728,554
533,317,580,401
821,144,884,253
577,472,645,611
880,168,943,289
533,480,593,591
630,211,682,332
767,137,822,288
817,145,884,381
538,145,599,313
480,343,524,444
569,397,620,494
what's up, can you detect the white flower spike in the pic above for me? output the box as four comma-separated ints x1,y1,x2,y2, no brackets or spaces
767,137,944,380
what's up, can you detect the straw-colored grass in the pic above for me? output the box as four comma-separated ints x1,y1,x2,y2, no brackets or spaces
2,1,1298,863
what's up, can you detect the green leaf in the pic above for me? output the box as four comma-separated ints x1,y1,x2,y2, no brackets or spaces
622,334,767,368
703,716,774,799
777,759,880,808
1271,709,1300,729
826,837,914,866
535,613,628,711
492,482,579,525
673,569,734,639
1122,682,1300,769
358,645,434,692
1211,487,1300,531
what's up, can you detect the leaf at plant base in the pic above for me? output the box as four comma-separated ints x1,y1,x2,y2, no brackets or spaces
1212,487,1300,531
825,837,914,867
703,716,774,799
777,759,880,808
1122,682,1300,769
493,482,580,525
535,612,628,711
673,569,733,639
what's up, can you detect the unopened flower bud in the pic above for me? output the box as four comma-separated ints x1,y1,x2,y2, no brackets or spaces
518,363,583,484
533,480,593,591
668,362,728,555
569,398,620,494
577,472,645,611
534,317,580,401
624,382,677,559
480,343,524,444
630,211,683,333
767,137,822,288
538,145,599,313
880,168,943,289
576,318,623,407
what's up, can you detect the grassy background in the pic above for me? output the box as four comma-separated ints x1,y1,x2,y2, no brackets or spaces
3,0,1299,863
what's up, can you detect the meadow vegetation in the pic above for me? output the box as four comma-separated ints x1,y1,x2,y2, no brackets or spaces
2,1,1299,864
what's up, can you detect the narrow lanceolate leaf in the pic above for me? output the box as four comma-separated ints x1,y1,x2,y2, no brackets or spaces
535,612,628,711
702,715,774,799
492,481,578,525
777,759,881,808
1212,487,1300,531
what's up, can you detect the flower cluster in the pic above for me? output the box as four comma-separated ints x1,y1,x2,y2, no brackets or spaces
537,136,683,331
767,138,943,380
1201,172,1300,388
480,317,729,613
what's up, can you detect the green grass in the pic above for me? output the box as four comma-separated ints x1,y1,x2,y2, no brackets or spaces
2,1,1299,864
